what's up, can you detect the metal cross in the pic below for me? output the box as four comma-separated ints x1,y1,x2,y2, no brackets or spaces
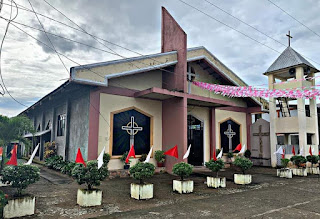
224,124,236,152
286,31,293,47
187,65,197,94
253,125,269,158
121,116,143,147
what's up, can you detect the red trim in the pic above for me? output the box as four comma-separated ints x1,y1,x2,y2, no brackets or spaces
210,108,216,158
216,106,247,113
88,89,100,160
246,113,251,150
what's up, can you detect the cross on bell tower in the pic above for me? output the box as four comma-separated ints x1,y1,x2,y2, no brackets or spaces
286,31,293,47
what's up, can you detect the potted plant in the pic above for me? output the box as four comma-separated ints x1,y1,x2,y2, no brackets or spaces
306,155,319,174
103,153,111,168
71,160,108,207
155,150,165,167
1,165,40,218
244,150,251,158
129,162,155,200
290,155,307,176
172,162,193,194
205,158,226,188
138,154,147,163
120,151,130,169
227,152,233,163
277,158,292,178
233,157,253,185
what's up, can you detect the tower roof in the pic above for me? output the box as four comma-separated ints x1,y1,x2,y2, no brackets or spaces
265,46,318,74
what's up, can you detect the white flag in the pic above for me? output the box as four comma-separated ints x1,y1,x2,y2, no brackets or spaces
183,144,191,159
299,146,304,156
25,143,39,165
217,148,223,159
144,146,153,163
97,147,105,169
274,146,284,155
239,144,246,155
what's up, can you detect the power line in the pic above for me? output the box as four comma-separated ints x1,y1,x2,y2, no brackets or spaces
267,0,320,39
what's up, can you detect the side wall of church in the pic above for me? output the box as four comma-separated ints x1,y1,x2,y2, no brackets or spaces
215,109,247,150
99,93,162,170
187,106,211,163
108,70,162,91
189,62,247,107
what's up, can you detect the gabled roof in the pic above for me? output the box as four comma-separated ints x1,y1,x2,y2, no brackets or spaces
265,46,318,74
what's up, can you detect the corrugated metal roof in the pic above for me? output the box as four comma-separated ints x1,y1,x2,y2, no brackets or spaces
266,46,317,73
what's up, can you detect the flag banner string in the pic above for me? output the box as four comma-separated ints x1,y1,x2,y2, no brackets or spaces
193,81,320,99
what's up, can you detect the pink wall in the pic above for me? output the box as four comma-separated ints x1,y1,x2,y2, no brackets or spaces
162,97,187,172
161,7,187,93
210,108,216,159
88,89,100,160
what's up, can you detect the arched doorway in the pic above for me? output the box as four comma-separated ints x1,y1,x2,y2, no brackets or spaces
187,115,204,166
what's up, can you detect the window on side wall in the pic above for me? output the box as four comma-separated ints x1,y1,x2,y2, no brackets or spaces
57,114,66,137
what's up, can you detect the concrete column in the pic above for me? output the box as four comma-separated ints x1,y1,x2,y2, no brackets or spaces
309,73,319,147
296,67,307,155
246,113,251,150
209,107,216,158
269,74,277,167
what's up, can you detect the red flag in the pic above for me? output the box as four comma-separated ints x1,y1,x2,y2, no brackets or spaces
309,146,313,156
126,145,136,163
6,146,17,166
10,144,17,154
233,144,242,152
292,146,295,155
319,149,320,156
213,149,217,161
164,145,178,159
0,147,3,156
282,148,285,159
75,148,86,167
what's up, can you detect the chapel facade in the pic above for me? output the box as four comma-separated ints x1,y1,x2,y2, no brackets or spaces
20,7,265,171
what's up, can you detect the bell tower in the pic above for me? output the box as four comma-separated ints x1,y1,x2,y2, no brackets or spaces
264,35,319,167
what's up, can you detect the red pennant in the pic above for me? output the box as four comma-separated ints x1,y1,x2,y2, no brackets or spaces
75,148,86,167
164,145,179,159
319,149,320,156
282,148,285,159
292,146,295,156
126,145,136,163
213,148,217,161
309,146,313,156
0,147,3,156
6,145,17,166
233,144,242,152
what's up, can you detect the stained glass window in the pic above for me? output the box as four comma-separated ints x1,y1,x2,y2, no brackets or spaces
112,109,150,156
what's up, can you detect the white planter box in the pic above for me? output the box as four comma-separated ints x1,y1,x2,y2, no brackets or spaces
306,167,319,175
207,177,226,188
3,196,35,218
130,183,153,200
277,168,293,179
77,189,102,207
234,174,252,185
173,180,193,194
292,168,307,176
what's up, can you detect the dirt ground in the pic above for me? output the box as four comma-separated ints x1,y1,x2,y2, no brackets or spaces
2,165,320,218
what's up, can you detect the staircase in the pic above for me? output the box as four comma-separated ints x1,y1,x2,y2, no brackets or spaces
278,98,291,117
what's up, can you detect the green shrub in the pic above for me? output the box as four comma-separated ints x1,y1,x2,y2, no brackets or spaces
139,154,147,162
244,150,251,158
155,150,165,163
172,162,193,181
45,155,63,169
129,162,155,184
2,165,40,196
0,190,8,217
234,157,253,174
120,151,130,164
205,158,224,177
306,155,319,165
290,155,307,167
61,161,76,176
281,158,290,168
103,153,111,167
227,152,233,158
71,160,108,190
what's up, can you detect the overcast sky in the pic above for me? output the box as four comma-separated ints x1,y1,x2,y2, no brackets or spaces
0,0,320,117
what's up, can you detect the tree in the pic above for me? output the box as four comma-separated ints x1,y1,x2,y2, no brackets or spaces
0,115,34,169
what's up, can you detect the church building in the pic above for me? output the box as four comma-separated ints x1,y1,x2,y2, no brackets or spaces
20,7,265,171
